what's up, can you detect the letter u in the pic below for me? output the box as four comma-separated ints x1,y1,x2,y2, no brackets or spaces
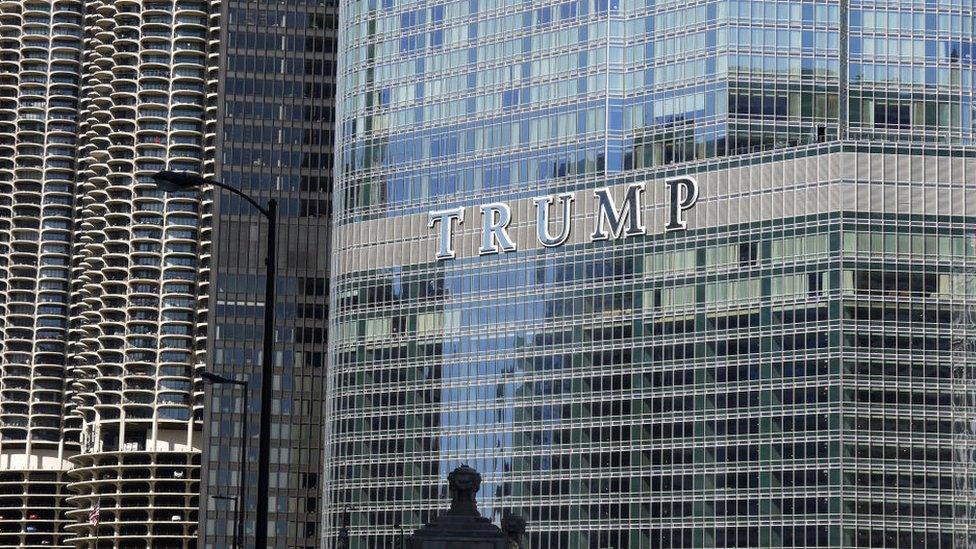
534,193,574,247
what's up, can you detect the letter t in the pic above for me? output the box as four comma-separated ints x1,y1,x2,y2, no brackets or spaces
428,207,464,260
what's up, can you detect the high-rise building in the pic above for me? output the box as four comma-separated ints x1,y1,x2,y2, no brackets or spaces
0,0,335,546
197,0,336,547
0,0,83,545
62,0,218,545
326,1,976,547
1,0,216,545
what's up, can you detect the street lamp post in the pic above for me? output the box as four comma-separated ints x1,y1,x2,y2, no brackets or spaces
210,494,240,549
201,371,249,549
152,171,278,548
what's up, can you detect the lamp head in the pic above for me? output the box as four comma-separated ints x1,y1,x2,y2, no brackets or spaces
152,171,207,193
200,371,234,385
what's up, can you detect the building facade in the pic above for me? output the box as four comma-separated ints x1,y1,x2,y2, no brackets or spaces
62,0,219,544
1,0,217,545
0,0,335,546
326,1,976,547
0,0,84,544
198,0,336,547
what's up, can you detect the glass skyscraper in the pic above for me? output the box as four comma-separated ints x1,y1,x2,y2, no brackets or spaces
327,1,976,548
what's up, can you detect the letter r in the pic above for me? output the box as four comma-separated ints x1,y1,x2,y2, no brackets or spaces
479,203,517,255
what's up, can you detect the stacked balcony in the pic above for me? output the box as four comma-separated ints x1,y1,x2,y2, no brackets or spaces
65,0,216,545
1,0,217,545
0,1,83,544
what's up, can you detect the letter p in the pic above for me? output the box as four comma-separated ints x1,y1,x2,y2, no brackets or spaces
665,176,699,231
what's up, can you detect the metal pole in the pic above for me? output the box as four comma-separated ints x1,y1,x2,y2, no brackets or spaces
254,198,277,548
231,502,239,549
238,383,249,549
211,495,238,548
231,479,239,549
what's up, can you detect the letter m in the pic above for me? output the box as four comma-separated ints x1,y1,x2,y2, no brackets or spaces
591,183,646,241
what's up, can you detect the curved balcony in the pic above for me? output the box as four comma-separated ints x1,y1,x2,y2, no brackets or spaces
0,471,72,548
63,451,200,546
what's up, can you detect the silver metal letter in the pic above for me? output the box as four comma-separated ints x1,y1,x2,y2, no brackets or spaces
479,202,517,255
428,207,464,260
665,176,699,230
591,183,646,241
534,193,574,247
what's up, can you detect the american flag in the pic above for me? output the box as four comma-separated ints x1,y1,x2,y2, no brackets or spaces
88,500,100,527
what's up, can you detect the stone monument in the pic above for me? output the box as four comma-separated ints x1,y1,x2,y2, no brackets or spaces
501,514,526,548
409,465,518,549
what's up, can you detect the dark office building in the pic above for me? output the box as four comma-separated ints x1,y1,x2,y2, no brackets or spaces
198,0,336,547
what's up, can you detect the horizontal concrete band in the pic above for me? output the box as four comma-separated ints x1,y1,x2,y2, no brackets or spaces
331,150,976,277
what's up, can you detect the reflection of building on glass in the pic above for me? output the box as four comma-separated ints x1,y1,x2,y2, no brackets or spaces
951,234,976,544
331,162,976,546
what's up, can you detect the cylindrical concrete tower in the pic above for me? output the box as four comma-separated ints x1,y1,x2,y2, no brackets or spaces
59,0,215,545
0,0,83,546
